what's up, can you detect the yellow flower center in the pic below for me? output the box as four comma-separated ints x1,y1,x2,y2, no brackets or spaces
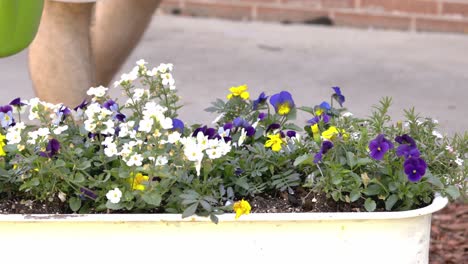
277,103,291,115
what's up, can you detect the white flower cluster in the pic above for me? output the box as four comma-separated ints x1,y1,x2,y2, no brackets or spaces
180,132,232,176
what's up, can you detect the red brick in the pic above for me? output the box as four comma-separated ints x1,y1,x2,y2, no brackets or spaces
183,1,253,20
416,17,468,33
281,0,322,7
334,11,412,30
443,1,468,17
361,0,438,15
256,6,329,23
321,0,355,8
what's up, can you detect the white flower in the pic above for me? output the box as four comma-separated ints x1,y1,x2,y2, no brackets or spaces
138,118,154,133
102,136,114,147
238,128,247,147
84,120,97,132
351,132,360,140
132,88,146,101
26,131,39,145
218,140,232,155
167,131,181,143
126,153,143,167
184,145,204,162
136,59,147,66
155,156,168,166
53,125,69,135
416,120,423,125
445,145,454,153
58,192,67,202
455,157,464,166
106,188,122,204
432,131,443,139
143,102,167,120
196,132,209,150
6,130,21,144
157,63,170,74
12,122,26,131
342,112,353,117
206,147,222,160
84,103,102,118
433,119,439,124
218,127,230,138
160,117,173,130
101,120,115,135
161,73,175,87
86,86,108,98
104,143,119,157
37,127,50,137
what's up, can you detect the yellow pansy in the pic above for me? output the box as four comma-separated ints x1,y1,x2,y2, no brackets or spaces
264,133,284,152
129,172,150,191
0,133,6,157
311,124,321,142
322,126,339,140
227,85,250,100
233,199,251,219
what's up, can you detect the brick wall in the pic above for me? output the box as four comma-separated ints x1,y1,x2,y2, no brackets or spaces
160,0,468,34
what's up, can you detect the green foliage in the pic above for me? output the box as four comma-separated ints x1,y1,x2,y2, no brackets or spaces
0,61,465,223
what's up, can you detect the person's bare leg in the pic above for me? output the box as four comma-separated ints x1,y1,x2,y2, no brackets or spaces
29,1,95,107
92,0,162,86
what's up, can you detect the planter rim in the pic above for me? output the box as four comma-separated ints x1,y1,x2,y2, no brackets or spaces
0,195,448,222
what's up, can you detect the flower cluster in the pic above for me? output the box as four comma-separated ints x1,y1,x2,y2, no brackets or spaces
0,60,465,222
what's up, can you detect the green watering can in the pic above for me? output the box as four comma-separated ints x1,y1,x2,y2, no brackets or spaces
0,0,44,58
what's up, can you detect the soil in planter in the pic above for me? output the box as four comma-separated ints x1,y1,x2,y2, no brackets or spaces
0,187,374,214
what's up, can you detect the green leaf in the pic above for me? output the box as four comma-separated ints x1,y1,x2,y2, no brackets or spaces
77,160,91,170
73,173,85,183
142,191,162,206
106,201,124,210
363,184,381,196
331,175,343,185
356,158,372,167
55,159,66,168
69,197,82,212
445,185,460,200
293,154,313,166
425,171,444,189
199,200,212,211
385,194,399,211
364,198,376,212
346,152,356,168
209,214,219,224
182,203,198,218
349,190,361,202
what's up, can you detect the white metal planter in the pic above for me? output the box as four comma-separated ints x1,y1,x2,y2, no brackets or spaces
0,195,447,264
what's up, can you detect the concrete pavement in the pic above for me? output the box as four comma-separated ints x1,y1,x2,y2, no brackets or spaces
1,15,467,134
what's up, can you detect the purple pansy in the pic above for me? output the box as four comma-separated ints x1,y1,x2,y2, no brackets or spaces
314,141,334,163
332,86,345,107
286,130,297,138
80,187,98,200
73,100,88,111
172,118,184,133
266,123,281,133
252,92,268,110
258,112,266,120
102,100,119,112
395,134,420,158
307,113,330,125
403,156,427,182
39,138,61,158
269,91,295,115
0,105,14,128
9,97,26,107
369,134,394,160
53,105,71,125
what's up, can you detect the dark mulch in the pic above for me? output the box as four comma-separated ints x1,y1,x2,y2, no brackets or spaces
429,201,467,264
0,191,465,263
